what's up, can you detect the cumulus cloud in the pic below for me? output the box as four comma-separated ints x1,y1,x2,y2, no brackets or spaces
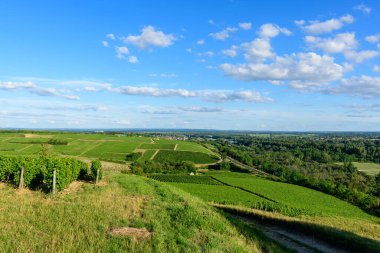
353,4,371,14
0,81,79,100
323,75,380,98
128,55,139,64
122,25,176,49
239,22,252,30
344,50,379,63
297,14,354,34
106,33,116,40
209,27,238,40
305,33,379,63
305,33,357,54
115,46,129,59
373,65,380,72
258,23,291,38
365,34,380,43
223,49,238,57
220,52,343,86
198,51,214,57
242,38,275,62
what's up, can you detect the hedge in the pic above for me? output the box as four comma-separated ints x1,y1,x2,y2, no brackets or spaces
0,156,90,192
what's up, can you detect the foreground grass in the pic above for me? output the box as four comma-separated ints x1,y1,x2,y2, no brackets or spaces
0,172,287,253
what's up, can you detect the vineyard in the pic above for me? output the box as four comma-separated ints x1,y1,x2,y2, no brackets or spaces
0,155,100,192
153,150,219,164
208,172,376,219
148,174,221,185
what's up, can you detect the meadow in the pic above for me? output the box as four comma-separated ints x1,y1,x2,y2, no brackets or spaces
0,172,288,253
352,162,380,176
153,150,219,164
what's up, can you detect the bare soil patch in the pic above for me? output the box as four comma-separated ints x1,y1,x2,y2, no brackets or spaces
108,227,152,239
23,134,54,138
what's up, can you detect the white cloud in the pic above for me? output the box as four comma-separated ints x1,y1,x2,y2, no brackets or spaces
305,33,379,63
198,51,214,57
305,33,357,54
239,22,252,30
209,27,238,40
209,19,215,25
220,52,343,86
179,106,223,112
242,38,274,62
196,40,205,45
122,25,175,49
297,14,354,34
324,75,380,98
106,33,116,40
365,34,380,43
344,50,380,63
109,85,271,103
353,4,371,14
223,49,238,57
128,55,139,64
374,65,380,72
0,81,79,100
258,23,291,38
115,46,129,59
149,73,178,78
101,41,109,47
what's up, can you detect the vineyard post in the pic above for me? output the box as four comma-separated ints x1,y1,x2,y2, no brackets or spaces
18,166,24,190
96,169,99,184
52,168,56,194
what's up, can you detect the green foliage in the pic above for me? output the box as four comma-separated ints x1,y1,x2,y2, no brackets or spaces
47,139,68,145
149,174,221,185
130,160,196,175
154,150,219,164
90,160,102,181
0,155,89,192
125,152,142,162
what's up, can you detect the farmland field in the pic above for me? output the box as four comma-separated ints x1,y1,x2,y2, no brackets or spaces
0,132,218,164
154,150,219,164
352,162,380,176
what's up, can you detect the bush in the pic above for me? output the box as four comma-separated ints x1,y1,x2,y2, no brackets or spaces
90,160,102,181
125,152,142,162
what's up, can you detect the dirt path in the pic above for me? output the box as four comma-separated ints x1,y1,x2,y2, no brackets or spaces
77,141,103,157
174,144,178,151
150,150,159,160
232,214,349,253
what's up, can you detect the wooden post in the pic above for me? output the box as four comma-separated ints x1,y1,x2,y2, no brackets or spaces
96,169,99,184
18,166,24,190
52,168,56,194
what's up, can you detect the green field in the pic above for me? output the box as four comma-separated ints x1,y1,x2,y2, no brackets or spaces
154,150,219,164
149,174,222,185
353,162,380,176
208,172,375,220
138,149,157,161
0,172,286,253
168,183,270,207
0,133,217,164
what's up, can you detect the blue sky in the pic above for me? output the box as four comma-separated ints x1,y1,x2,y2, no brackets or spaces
1,0,380,130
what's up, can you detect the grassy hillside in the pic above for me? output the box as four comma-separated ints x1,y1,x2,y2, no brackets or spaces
0,172,288,253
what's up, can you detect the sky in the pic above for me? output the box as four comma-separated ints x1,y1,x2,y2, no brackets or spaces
1,0,380,131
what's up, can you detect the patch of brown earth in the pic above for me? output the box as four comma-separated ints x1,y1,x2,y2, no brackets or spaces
23,134,54,138
108,227,152,239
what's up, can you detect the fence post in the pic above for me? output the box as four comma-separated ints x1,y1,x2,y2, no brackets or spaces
18,166,24,190
52,168,56,194
96,169,99,184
